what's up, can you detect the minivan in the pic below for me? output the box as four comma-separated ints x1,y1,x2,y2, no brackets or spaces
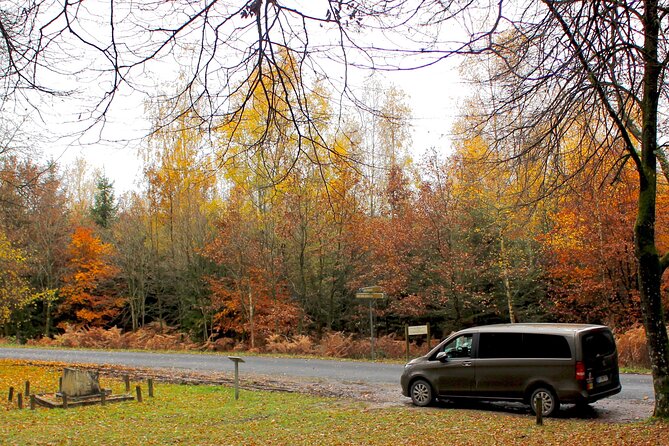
400,323,621,416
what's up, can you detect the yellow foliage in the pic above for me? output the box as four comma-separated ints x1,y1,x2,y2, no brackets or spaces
0,231,39,326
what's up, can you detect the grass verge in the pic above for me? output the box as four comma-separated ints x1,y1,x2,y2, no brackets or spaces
1,359,667,446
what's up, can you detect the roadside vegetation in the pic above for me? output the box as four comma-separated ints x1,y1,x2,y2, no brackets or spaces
0,360,667,446
1,321,658,371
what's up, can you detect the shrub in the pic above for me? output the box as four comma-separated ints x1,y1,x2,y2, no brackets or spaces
265,334,315,355
28,322,197,351
616,325,651,369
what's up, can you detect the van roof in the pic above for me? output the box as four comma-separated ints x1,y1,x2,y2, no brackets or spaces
458,323,609,335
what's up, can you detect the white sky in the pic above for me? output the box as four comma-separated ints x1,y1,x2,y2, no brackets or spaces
41,62,466,194
32,1,469,195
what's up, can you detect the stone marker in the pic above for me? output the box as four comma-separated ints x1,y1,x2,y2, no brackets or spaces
60,368,102,398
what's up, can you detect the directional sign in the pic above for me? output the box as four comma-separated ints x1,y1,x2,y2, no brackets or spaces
355,292,385,299
356,286,385,299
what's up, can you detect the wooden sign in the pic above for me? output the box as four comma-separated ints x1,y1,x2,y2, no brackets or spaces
355,292,385,299
408,325,429,336
356,286,385,299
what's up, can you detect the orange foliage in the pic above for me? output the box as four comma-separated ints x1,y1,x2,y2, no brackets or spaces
616,325,652,369
205,189,300,346
59,227,122,327
540,169,641,328
28,322,197,350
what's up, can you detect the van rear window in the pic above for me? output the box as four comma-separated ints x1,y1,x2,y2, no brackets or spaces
582,330,616,359
479,333,571,359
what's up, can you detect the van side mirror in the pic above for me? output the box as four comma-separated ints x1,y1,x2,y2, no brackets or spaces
436,351,448,362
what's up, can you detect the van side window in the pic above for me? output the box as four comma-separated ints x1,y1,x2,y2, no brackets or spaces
478,333,522,358
442,334,473,359
523,334,571,358
478,333,571,359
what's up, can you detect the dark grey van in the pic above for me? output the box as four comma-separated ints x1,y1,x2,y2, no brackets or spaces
400,323,621,416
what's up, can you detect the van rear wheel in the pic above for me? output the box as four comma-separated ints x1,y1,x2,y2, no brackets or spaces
530,387,558,417
410,379,434,407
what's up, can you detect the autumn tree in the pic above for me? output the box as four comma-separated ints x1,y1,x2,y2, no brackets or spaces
113,194,153,331
205,187,300,347
143,99,220,338
0,158,69,337
0,231,38,338
59,227,122,328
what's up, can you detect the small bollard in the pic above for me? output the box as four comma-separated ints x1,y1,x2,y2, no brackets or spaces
228,356,245,400
101,390,106,406
136,385,143,403
30,395,35,410
62,393,69,409
148,379,154,398
8,386,14,402
58,377,62,393
535,395,543,426
124,375,130,392
17,393,23,409
25,380,30,396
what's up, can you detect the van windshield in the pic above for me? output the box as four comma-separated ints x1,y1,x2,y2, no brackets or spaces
582,330,616,359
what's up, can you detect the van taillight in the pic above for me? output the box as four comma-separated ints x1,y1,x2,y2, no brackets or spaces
576,361,585,380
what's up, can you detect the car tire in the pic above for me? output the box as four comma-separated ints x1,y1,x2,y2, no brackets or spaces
410,379,434,407
530,387,558,417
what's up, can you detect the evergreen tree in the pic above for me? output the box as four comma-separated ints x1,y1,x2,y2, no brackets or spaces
90,175,117,229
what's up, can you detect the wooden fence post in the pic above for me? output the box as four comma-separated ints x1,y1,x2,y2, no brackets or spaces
535,396,543,426
17,393,23,409
25,380,30,396
136,385,143,403
124,375,130,392
148,379,154,398
8,386,14,402
30,395,36,410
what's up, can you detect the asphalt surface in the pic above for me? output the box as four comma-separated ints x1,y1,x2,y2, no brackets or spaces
0,346,652,398
0,347,400,383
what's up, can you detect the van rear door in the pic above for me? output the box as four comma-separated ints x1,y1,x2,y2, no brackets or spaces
581,328,620,397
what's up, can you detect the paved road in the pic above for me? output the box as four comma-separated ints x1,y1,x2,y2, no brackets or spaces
0,347,653,402
0,347,400,383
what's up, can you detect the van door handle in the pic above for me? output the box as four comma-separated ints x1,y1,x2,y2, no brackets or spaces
462,361,472,367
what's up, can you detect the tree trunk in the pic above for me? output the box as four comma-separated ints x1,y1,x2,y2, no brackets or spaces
500,236,517,323
637,0,669,417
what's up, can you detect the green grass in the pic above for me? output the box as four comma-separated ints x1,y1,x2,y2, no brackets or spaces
619,366,652,375
1,360,667,445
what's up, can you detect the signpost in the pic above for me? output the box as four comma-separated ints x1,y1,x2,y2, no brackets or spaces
405,323,431,362
356,286,385,360
228,356,245,400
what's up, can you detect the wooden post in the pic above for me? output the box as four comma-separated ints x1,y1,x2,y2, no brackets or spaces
124,375,130,392
148,379,154,398
17,393,23,409
535,396,543,426
30,395,35,410
100,391,106,406
8,386,14,402
62,393,68,409
405,325,410,363
136,385,143,403
228,357,245,400
24,380,30,396
58,377,62,393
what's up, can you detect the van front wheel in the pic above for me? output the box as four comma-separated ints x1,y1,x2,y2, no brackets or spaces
410,379,434,407
530,387,558,417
